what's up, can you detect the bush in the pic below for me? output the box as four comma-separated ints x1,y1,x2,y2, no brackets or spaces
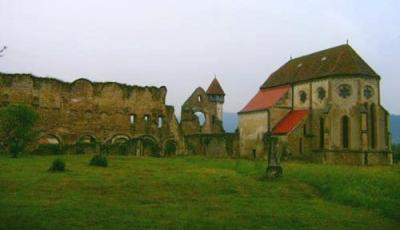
49,158,65,172
89,154,108,167
0,104,39,157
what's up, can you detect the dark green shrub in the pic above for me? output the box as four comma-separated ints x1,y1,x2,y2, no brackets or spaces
392,144,400,163
49,158,65,172
0,104,39,157
90,154,108,167
164,141,177,156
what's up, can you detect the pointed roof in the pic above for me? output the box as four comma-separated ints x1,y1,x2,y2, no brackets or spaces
272,110,309,135
240,85,290,113
261,44,379,89
206,78,225,95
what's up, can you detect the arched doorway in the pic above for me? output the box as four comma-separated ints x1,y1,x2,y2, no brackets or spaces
164,139,177,156
109,134,131,155
140,135,160,156
76,135,97,154
35,134,62,154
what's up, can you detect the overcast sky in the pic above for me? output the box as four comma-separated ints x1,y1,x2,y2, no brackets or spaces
0,0,399,114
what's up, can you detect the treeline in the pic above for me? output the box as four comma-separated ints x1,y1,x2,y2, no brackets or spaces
392,144,400,163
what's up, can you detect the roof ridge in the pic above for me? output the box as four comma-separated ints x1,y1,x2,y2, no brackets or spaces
289,44,348,62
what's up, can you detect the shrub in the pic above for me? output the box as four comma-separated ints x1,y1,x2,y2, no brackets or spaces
0,104,39,157
49,158,66,172
89,154,108,167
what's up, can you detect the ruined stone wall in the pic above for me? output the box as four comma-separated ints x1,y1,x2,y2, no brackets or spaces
0,73,183,155
180,87,224,135
185,133,239,157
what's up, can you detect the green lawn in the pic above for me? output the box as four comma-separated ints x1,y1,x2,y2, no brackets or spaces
0,154,399,229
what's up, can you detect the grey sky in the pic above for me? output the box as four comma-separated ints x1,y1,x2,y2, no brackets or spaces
0,0,399,114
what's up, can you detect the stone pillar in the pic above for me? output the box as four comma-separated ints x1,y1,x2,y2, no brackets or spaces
264,132,283,179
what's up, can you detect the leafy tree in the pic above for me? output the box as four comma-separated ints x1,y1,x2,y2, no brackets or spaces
0,104,39,157
392,144,400,163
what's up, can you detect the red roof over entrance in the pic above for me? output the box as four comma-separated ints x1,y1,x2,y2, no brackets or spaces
240,85,290,113
272,110,309,135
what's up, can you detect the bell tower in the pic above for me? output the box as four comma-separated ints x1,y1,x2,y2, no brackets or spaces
206,77,225,121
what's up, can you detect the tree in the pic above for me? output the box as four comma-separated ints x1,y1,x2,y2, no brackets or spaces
0,46,7,58
0,104,39,157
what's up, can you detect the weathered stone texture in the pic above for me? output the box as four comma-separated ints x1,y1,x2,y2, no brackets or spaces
0,73,182,155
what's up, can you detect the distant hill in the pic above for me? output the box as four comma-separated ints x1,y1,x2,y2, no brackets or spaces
391,115,400,144
222,113,400,143
223,112,238,133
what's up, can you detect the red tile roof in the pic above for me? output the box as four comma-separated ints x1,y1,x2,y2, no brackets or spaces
206,78,225,95
261,44,379,89
272,110,309,135
240,85,290,113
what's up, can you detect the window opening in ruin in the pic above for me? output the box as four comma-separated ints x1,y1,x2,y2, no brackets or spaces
130,114,135,125
320,117,325,149
370,104,376,149
197,95,202,102
194,111,206,126
144,115,150,125
342,116,350,149
157,116,163,128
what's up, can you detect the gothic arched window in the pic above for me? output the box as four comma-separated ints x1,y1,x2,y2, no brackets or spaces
317,87,326,100
342,116,350,148
299,91,307,103
370,104,376,149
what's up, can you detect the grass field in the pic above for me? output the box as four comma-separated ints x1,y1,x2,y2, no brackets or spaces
0,154,399,229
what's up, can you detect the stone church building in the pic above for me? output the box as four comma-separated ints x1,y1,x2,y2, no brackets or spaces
238,44,392,165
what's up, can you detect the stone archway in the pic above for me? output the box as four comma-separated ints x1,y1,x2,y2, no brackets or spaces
107,134,132,155
163,139,177,156
110,134,130,144
75,134,97,154
139,135,160,156
35,134,62,154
